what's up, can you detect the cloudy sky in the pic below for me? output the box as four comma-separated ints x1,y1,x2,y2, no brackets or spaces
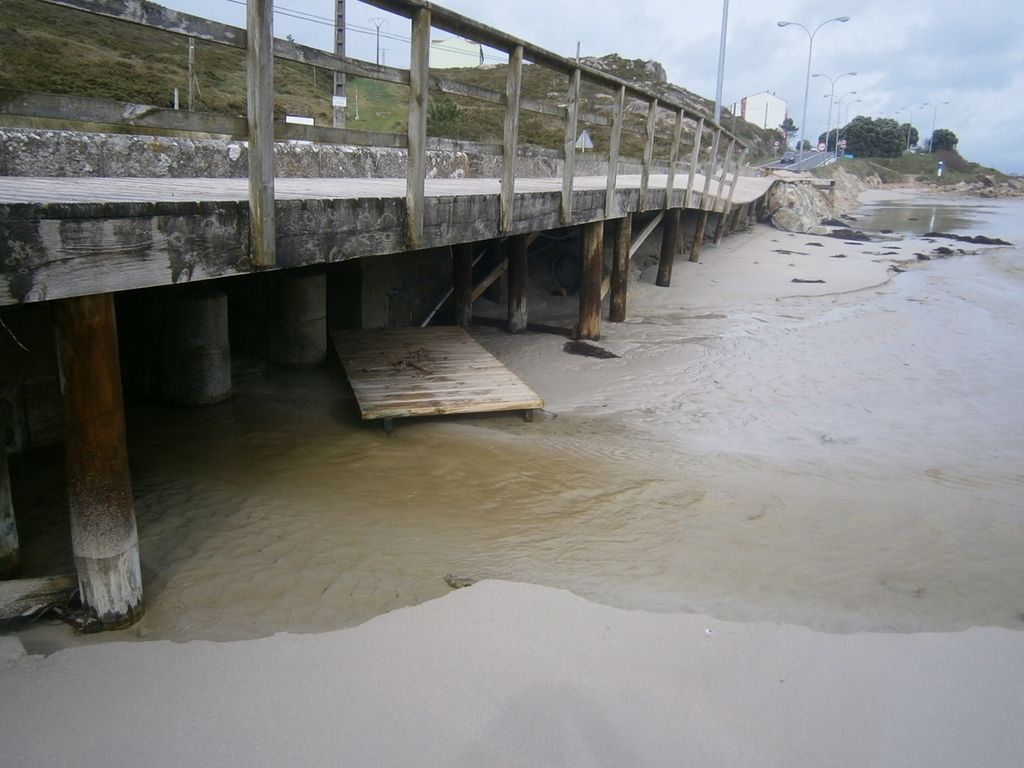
163,0,1024,173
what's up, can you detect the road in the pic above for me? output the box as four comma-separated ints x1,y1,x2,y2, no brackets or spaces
762,150,836,172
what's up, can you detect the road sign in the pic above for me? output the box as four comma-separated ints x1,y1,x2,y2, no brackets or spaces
773,140,780,148
838,139,847,149
817,142,826,151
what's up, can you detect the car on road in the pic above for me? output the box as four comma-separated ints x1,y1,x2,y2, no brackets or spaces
780,151,798,164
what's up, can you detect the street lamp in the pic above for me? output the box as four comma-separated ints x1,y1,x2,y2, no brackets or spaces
777,15,851,157
905,104,927,151
926,100,950,151
812,70,856,152
837,98,860,158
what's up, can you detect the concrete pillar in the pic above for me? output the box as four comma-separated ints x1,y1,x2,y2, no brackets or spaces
160,287,232,405
55,294,143,629
453,243,474,327
268,270,327,367
0,407,18,577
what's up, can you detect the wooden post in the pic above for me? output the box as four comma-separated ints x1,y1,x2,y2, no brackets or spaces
684,117,704,209
609,215,632,322
655,208,681,287
605,85,625,219
665,109,683,208
560,67,581,224
55,294,143,630
507,234,529,332
699,127,722,211
578,221,604,340
714,146,744,245
247,0,275,268
452,243,474,327
639,99,658,209
690,210,710,262
406,7,431,248
500,45,524,233
0,407,18,577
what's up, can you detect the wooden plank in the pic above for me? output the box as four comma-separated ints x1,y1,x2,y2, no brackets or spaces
639,99,658,208
578,220,603,340
277,122,407,149
0,575,77,621
560,67,581,225
331,326,543,421
406,7,431,248
665,109,683,208
507,233,528,333
684,117,704,209
699,127,722,211
715,138,737,209
500,45,524,233
425,137,502,156
247,0,275,268
472,256,508,302
609,214,631,322
605,85,625,219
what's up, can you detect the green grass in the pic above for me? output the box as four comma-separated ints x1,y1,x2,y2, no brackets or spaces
0,0,775,161
817,151,1006,187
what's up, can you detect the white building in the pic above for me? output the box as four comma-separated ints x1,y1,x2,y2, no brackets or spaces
430,37,484,69
730,91,788,131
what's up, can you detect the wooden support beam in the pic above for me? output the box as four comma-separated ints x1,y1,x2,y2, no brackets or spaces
630,210,665,258
0,575,77,621
246,0,275,268
472,257,508,302
507,234,529,333
560,67,581,225
55,293,142,630
665,109,683,208
639,99,658,208
714,139,737,210
578,221,604,340
605,85,625,219
406,6,431,248
656,208,681,287
684,117,704,209
690,210,710,263
452,243,474,327
500,45,524,233
609,215,632,323
0,408,18,577
714,148,747,244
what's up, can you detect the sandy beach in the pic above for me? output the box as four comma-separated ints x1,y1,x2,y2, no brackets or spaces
3,187,1023,765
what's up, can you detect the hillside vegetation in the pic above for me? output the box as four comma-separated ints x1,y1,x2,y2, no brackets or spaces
0,0,780,162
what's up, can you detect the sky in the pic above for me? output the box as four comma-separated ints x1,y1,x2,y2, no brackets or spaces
162,0,1024,173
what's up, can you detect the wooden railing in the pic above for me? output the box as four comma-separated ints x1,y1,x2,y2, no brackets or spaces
3,0,749,267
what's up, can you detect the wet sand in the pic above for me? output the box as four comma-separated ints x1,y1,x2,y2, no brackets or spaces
3,189,1024,765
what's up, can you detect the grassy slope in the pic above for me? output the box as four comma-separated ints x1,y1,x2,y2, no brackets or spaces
0,0,776,160
816,150,1007,187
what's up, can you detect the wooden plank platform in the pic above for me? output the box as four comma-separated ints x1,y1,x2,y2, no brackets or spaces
332,326,543,423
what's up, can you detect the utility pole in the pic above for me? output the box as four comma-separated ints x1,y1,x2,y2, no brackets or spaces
370,17,385,67
713,0,728,123
333,0,346,128
188,37,195,110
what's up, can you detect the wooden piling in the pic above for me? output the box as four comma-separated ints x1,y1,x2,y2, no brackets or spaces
578,221,604,340
655,208,681,287
609,215,632,322
0,408,18,577
55,293,142,630
507,234,529,333
453,243,474,327
246,0,275,267
405,6,431,248
690,211,710,262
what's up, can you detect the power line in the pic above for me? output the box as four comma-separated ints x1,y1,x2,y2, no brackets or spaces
220,0,505,62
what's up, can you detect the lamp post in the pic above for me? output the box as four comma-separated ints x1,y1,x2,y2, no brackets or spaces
777,15,851,157
905,105,925,151
812,70,855,153
714,0,729,123
927,100,950,151
835,96,860,159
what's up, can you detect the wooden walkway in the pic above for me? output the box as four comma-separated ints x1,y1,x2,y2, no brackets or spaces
331,326,543,429
0,173,775,307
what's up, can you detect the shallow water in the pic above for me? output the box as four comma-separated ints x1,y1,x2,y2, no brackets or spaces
14,194,1024,647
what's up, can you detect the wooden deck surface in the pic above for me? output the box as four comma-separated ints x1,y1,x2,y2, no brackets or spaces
332,326,543,422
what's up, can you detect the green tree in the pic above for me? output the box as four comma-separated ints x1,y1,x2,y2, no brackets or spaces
900,123,919,149
779,116,798,147
931,128,958,152
841,116,906,157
